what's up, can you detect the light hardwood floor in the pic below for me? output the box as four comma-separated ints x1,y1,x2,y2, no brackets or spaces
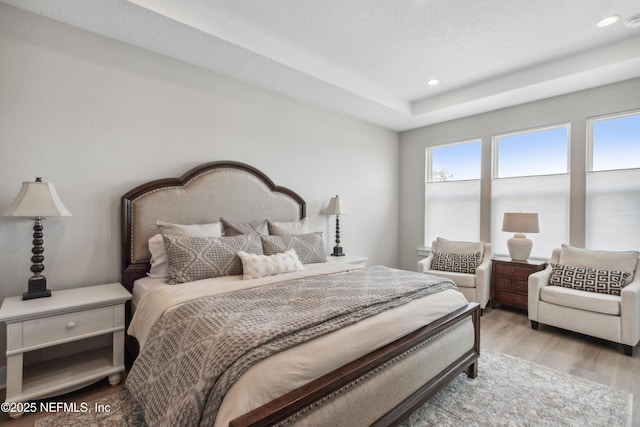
1,306,638,426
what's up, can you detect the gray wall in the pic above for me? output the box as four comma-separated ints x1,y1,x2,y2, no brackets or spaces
0,5,399,375
399,77,640,271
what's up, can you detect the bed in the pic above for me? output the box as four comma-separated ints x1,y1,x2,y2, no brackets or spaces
121,160,480,426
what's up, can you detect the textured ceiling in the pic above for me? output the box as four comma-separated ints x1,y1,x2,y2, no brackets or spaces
3,0,640,131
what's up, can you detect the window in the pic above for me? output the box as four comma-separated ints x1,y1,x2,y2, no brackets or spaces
429,140,481,182
494,126,568,178
589,112,640,172
425,140,481,245
491,125,570,258
586,111,640,250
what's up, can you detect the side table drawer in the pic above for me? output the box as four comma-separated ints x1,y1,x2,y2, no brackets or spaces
514,280,529,295
494,263,533,280
23,306,115,347
495,291,528,309
494,277,513,291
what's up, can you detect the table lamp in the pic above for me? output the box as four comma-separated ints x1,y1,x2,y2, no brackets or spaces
323,195,351,257
502,212,539,261
3,178,72,299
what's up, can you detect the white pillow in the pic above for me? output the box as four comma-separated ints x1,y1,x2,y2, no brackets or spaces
148,221,223,279
268,218,309,235
148,234,168,279
237,249,304,280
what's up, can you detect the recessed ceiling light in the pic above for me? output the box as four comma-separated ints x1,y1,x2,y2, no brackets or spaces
596,15,620,27
427,79,440,86
625,14,640,28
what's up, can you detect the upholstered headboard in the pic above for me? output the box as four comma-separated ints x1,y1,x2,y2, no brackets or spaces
121,161,306,291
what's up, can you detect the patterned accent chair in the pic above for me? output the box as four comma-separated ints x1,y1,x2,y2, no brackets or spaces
528,244,640,356
417,237,492,311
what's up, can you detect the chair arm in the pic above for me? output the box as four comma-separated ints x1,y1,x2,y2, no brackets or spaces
621,276,640,347
475,258,492,309
417,254,434,273
528,265,553,321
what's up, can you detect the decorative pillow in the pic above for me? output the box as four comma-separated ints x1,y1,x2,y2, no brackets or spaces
558,244,638,285
267,218,309,235
221,218,269,236
237,249,305,280
261,232,326,264
431,251,482,274
162,232,263,284
148,221,223,278
549,263,631,296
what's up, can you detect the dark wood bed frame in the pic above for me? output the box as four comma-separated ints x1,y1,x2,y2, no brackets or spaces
120,161,480,426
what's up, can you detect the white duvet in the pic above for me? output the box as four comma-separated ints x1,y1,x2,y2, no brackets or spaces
128,263,469,426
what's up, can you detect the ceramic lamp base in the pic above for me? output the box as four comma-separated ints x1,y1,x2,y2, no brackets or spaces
507,234,533,261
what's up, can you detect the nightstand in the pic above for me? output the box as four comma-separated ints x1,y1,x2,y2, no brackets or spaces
491,256,547,311
0,283,131,418
326,254,368,266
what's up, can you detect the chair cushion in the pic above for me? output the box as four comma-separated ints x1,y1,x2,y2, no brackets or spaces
431,251,481,274
426,270,475,288
549,263,630,296
435,237,484,258
559,244,639,284
540,285,621,316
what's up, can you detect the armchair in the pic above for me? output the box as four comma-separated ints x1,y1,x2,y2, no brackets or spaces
417,237,492,310
528,244,640,356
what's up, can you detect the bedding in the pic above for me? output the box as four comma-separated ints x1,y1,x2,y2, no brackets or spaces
121,161,479,427
126,263,467,426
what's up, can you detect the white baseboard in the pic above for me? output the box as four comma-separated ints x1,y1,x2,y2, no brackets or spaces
0,366,5,389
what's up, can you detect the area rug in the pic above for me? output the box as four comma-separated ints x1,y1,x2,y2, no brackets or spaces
34,348,632,427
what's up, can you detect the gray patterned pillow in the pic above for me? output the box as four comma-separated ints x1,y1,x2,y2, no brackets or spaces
549,263,630,296
261,232,326,264
163,232,263,284
431,251,481,274
221,218,269,236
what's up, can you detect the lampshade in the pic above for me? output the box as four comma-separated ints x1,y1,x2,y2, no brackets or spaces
3,178,72,218
502,213,539,234
323,195,351,216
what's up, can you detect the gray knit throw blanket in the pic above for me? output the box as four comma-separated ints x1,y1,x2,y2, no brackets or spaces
126,266,457,426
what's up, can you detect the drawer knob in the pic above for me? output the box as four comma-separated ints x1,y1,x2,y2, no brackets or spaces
66,321,77,329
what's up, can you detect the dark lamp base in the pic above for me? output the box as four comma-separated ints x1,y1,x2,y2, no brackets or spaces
23,276,52,300
331,246,345,257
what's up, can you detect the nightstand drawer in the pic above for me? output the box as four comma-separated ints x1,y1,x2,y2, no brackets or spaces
494,291,528,309
514,280,529,294
494,263,532,280
494,277,513,291
22,306,114,347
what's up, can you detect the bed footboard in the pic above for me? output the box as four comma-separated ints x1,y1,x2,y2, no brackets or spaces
230,302,480,427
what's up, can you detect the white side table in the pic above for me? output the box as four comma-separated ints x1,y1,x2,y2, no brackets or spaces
326,254,368,266
0,283,131,418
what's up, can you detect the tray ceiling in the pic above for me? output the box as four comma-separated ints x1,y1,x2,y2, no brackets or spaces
3,0,640,131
